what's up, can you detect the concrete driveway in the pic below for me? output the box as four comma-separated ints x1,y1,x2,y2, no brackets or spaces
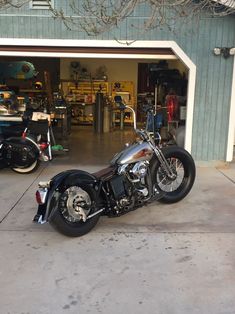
0,161,234,314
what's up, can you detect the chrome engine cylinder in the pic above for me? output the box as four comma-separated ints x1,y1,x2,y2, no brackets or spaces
131,161,148,178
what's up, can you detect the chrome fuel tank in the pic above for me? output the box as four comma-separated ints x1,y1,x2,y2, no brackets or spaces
110,142,153,165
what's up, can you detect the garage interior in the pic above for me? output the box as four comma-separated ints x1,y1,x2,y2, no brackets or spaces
0,52,189,164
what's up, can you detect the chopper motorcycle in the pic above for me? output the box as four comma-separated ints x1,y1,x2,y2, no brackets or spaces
34,101,196,237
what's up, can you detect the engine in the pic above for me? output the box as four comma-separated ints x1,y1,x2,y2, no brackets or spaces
129,161,149,180
108,161,150,216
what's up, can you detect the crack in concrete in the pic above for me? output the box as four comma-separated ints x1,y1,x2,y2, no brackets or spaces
0,164,48,223
217,168,235,185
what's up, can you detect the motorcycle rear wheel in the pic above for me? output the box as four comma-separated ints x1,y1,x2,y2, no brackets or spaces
11,159,40,174
50,184,100,237
151,146,196,203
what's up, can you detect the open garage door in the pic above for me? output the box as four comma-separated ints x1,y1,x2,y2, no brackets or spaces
0,40,196,161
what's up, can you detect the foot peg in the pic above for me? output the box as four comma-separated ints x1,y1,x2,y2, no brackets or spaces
33,214,46,224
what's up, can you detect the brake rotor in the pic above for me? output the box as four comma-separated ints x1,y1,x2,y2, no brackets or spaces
62,186,91,222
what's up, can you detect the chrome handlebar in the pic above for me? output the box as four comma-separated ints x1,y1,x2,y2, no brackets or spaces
124,104,137,130
123,104,153,142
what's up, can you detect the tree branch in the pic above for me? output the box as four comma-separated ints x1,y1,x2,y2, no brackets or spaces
48,0,235,37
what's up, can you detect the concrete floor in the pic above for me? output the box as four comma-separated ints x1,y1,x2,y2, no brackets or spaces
0,125,235,314
57,125,137,165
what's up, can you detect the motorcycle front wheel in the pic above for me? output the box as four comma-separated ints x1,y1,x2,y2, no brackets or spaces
11,159,40,174
151,146,196,203
50,184,101,237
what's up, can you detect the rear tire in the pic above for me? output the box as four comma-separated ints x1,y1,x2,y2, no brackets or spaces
11,159,40,174
50,184,101,237
151,146,196,203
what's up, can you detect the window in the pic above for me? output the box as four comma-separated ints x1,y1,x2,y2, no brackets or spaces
30,0,54,10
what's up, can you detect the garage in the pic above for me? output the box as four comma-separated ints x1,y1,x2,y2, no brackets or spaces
0,40,195,164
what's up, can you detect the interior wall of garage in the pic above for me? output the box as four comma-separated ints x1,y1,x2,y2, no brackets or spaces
60,58,187,97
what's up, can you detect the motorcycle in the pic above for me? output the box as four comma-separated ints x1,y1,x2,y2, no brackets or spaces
33,102,196,237
0,119,52,174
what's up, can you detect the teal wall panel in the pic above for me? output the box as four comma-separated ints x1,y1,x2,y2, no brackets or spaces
0,1,234,161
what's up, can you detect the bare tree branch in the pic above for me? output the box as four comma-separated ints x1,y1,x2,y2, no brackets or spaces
0,0,30,9
49,0,235,37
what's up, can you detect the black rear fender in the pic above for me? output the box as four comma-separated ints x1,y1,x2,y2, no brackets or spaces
44,170,102,221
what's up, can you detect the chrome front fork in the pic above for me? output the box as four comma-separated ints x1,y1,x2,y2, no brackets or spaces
150,142,176,180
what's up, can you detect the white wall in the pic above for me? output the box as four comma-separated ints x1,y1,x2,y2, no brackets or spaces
60,58,188,96
60,58,139,94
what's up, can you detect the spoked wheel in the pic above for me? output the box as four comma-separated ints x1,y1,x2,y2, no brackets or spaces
151,146,196,203
157,158,184,192
50,184,101,237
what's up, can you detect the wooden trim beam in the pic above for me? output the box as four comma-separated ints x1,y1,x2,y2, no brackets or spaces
0,45,173,55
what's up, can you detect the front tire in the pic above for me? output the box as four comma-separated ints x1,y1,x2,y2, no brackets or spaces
50,184,101,237
151,146,196,203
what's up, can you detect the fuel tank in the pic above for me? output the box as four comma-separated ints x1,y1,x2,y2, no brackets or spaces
110,141,153,165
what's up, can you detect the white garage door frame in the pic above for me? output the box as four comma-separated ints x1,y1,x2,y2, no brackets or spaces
226,55,235,162
0,39,196,154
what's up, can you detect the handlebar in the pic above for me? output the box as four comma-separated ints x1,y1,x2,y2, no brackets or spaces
119,104,152,141
124,104,137,130
116,103,157,144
